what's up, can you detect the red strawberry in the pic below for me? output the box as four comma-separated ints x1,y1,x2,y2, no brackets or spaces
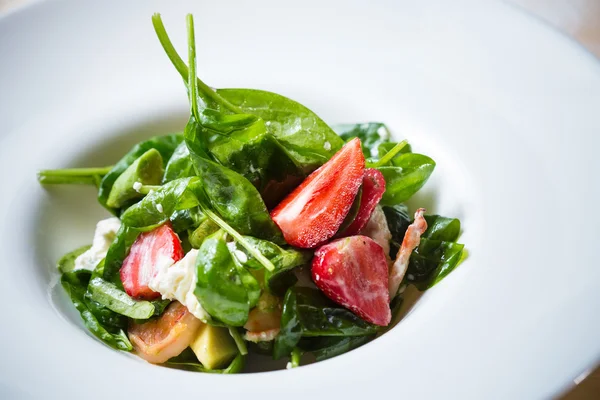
120,223,184,300
312,235,391,326
271,138,365,248
337,168,386,237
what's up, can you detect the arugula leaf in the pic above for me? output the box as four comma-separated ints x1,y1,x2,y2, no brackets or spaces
194,230,250,326
378,153,436,205
61,270,132,351
57,245,91,273
165,348,245,373
334,122,390,158
407,238,464,290
98,134,183,214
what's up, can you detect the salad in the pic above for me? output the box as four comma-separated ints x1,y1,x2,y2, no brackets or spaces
38,14,465,373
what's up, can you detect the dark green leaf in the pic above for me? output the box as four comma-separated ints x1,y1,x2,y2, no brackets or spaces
334,122,390,158
336,187,363,234
61,270,132,351
88,277,157,319
423,215,461,242
378,153,436,205
407,238,465,290
102,225,139,286
273,288,302,359
194,230,249,326
98,134,183,214
164,348,245,373
170,207,204,233
163,142,196,183
382,204,411,258
300,335,374,361
57,245,91,274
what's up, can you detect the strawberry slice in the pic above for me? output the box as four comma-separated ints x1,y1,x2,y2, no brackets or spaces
312,235,391,326
271,138,365,248
120,223,184,300
337,168,386,237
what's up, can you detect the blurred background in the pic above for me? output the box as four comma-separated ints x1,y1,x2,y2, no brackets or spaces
0,0,598,398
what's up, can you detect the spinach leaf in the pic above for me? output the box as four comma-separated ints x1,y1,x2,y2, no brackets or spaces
407,238,465,290
334,122,390,158
382,204,411,258
218,89,344,173
378,141,412,161
119,177,197,231
423,215,461,242
228,236,311,294
102,225,139,286
378,153,436,205
37,166,113,186
61,270,132,351
274,287,377,359
88,277,158,319
82,291,128,329
163,142,196,183
299,335,374,362
165,348,245,374
194,230,250,326
105,149,164,209
57,245,91,273
98,134,182,214
170,207,204,233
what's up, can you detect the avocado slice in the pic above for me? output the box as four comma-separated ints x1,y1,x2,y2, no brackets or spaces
106,148,164,209
190,324,238,370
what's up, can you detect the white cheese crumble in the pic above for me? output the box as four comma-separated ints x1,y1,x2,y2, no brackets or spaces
149,249,210,322
286,362,292,369
74,217,121,271
132,181,143,192
323,141,331,151
156,203,164,213
233,249,248,264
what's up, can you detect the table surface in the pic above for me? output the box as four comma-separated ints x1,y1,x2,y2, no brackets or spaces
0,0,598,398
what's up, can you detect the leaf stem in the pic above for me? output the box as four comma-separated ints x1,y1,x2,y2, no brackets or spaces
37,166,113,185
202,208,275,272
290,347,302,368
228,327,248,356
186,14,199,120
136,184,161,195
369,140,408,168
151,13,243,114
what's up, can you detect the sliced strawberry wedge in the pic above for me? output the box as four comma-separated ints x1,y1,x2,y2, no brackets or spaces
121,223,184,300
312,235,391,326
337,168,386,237
271,138,365,248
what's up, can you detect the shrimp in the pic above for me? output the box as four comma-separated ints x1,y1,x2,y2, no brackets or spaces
243,292,282,342
128,301,202,364
388,208,427,298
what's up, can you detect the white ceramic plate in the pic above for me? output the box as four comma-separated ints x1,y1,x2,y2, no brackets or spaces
1,0,599,398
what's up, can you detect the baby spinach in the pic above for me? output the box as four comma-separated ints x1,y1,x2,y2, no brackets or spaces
274,287,377,359
165,348,245,374
102,225,139,286
378,141,412,161
378,153,436,205
57,245,91,273
61,270,132,351
82,291,128,330
300,335,374,362
119,177,197,231
334,122,390,158
98,134,182,214
194,230,250,326
106,149,164,209
382,204,411,258
423,215,461,242
88,277,157,319
163,142,196,183
38,166,113,186
169,207,203,233
407,238,465,290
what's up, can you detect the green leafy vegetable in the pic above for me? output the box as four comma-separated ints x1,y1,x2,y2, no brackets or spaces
407,238,465,290
300,335,374,362
88,277,158,319
228,327,249,356
165,348,245,373
334,122,390,158
274,287,377,359
382,204,411,258
98,134,182,214
38,166,113,186
378,153,436,205
57,245,91,273
195,230,250,326
163,142,196,183
423,215,461,242
61,270,132,351
102,225,139,286
378,141,412,161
